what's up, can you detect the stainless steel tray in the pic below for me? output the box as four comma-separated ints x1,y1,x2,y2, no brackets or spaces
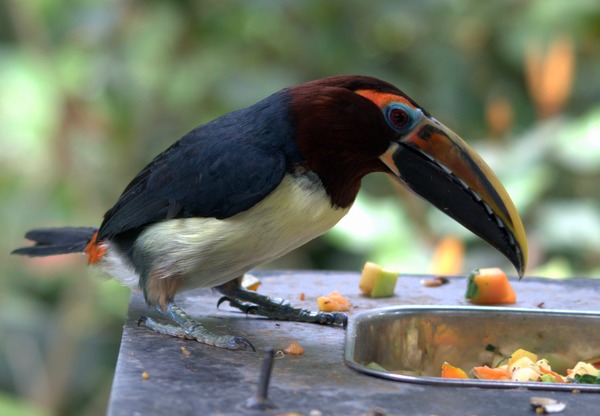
345,305,600,390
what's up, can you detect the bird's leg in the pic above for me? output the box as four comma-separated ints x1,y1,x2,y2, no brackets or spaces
138,303,255,351
215,278,348,327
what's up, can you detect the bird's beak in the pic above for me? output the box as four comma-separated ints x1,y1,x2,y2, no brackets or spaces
380,118,528,277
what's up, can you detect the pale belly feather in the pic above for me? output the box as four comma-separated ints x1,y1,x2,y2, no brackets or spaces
102,174,350,291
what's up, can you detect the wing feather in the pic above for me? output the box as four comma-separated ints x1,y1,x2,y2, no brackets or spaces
98,91,301,240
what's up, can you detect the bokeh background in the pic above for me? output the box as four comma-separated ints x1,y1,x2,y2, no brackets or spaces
1,1,599,415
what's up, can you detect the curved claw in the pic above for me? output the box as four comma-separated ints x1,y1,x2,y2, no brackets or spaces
217,296,257,315
216,296,232,309
336,313,349,329
137,315,148,327
243,305,259,316
232,336,256,352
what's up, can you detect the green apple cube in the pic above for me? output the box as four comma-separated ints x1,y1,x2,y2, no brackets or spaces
360,261,398,297
370,268,398,298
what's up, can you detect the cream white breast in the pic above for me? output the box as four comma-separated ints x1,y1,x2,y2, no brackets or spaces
101,173,350,291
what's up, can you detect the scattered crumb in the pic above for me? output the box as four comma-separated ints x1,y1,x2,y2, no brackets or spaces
530,396,566,414
241,274,261,291
537,302,546,309
283,342,305,355
142,371,150,380
274,350,286,359
299,293,305,301
420,276,450,287
181,346,191,357
317,290,351,312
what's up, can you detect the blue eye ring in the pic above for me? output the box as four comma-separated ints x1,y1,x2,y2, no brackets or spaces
385,103,420,133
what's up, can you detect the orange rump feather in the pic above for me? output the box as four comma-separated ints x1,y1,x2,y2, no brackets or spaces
84,231,107,264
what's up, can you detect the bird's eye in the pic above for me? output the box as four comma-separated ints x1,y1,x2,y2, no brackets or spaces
390,108,409,128
385,103,418,133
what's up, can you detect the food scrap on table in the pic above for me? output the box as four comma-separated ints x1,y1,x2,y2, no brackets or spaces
420,276,450,288
317,291,350,312
530,397,566,414
465,267,516,304
241,274,261,291
141,371,150,380
283,342,305,356
181,346,191,357
359,261,398,298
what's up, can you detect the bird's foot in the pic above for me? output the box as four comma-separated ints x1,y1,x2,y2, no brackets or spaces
138,303,255,351
216,283,347,328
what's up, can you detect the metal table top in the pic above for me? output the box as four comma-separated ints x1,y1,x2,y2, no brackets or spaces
107,271,600,416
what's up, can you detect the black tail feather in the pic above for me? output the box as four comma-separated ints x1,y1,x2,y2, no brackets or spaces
12,227,98,257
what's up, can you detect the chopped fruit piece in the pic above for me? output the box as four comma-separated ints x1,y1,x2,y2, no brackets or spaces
541,374,554,383
241,274,261,291
359,261,380,295
465,267,516,304
568,362,598,377
509,349,538,367
359,261,398,298
530,397,566,414
441,347,596,384
317,291,351,312
181,346,191,357
441,362,469,379
511,367,540,382
283,342,304,355
366,362,387,371
371,270,399,298
539,366,565,383
472,365,511,380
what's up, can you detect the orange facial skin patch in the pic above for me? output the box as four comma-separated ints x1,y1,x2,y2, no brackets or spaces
355,90,415,110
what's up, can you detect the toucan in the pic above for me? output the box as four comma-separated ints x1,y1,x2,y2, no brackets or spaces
13,75,527,351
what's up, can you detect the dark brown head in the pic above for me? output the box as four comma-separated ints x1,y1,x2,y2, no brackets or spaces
289,75,527,276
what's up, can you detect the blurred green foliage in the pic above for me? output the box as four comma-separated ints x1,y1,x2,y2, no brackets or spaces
1,1,599,415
